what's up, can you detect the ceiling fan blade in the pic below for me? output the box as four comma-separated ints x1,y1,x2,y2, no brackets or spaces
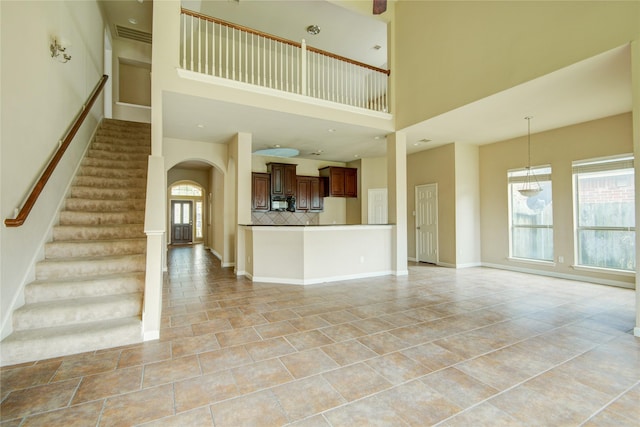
373,0,387,15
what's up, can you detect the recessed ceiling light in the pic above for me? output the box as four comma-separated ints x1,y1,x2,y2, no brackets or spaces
354,154,360,158
196,124,205,128
328,128,336,133
128,17,138,25
306,25,321,35
372,45,382,50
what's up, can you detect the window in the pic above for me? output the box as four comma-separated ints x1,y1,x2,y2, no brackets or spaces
171,184,202,197
508,166,553,261
573,156,635,272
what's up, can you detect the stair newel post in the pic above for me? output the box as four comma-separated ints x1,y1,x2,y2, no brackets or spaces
301,39,307,96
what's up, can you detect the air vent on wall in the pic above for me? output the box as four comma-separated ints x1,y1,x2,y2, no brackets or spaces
115,25,152,44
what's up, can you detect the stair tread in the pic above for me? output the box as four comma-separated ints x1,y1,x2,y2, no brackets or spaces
39,253,146,264
16,292,142,313
29,271,145,286
48,237,146,245
3,316,140,340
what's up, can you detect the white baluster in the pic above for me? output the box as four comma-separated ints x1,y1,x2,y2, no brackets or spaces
284,43,288,92
238,30,243,82
205,20,209,75
251,33,255,85
225,26,229,79
190,16,194,71
182,14,186,69
197,17,201,73
232,28,236,81
301,39,307,95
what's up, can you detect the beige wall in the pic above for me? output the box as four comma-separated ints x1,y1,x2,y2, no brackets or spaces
112,38,152,123
394,1,640,129
119,61,151,107
480,113,634,286
407,144,456,265
1,0,105,339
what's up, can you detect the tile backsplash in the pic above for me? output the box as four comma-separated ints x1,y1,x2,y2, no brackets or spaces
252,211,320,226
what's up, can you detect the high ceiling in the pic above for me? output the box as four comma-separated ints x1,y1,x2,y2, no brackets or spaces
100,0,632,163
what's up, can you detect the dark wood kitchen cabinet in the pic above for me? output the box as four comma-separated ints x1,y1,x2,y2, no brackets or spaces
319,166,357,198
267,163,297,197
252,173,270,211
296,176,324,212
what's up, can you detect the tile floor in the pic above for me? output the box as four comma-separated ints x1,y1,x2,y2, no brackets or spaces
1,244,639,426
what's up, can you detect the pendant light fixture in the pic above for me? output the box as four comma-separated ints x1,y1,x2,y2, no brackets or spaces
518,116,542,197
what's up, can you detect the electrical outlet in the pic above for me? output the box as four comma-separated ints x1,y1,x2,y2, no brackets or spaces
558,256,564,263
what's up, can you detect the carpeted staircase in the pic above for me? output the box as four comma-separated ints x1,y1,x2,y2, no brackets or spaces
0,119,150,366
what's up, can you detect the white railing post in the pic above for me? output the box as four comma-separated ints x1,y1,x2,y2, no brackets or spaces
301,39,307,95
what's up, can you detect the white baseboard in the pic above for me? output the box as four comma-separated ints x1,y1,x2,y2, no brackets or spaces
482,262,635,289
249,270,393,286
143,330,160,341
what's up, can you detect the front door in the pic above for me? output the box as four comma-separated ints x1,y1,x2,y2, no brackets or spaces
171,200,193,244
415,184,438,264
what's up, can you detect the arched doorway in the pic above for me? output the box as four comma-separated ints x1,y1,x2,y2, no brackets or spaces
169,182,205,245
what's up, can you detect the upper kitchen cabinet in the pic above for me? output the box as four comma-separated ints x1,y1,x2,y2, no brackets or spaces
319,167,357,198
267,163,297,197
296,176,324,212
252,173,270,211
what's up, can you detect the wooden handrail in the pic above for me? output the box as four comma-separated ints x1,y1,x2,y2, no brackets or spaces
181,8,391,76
5,74,109,227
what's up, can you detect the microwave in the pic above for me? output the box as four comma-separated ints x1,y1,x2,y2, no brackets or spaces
271,199,287,211
271,196,296,212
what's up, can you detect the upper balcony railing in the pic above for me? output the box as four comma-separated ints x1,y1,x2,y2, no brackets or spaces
180,8,390,113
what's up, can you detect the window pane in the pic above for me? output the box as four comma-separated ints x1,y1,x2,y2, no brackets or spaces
182,203,190,224
173,204,181,225
574,158,635,272
576,170,634,228
511,181,553,226
512,227,554,261
577,229,635,271
195,202,203,239
509,175,553,262
171,184,202,196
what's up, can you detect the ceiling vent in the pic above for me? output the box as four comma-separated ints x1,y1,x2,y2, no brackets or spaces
115,25,152,44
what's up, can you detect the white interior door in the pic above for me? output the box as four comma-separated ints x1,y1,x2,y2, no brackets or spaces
415,184,438,264
368,188,388,224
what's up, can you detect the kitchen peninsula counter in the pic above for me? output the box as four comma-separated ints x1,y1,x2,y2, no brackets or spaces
238,224,394,285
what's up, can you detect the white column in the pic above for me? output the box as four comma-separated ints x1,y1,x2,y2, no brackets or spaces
387,132,408,275
231,132,252,276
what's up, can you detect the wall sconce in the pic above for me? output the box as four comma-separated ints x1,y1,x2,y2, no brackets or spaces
50,38,71,63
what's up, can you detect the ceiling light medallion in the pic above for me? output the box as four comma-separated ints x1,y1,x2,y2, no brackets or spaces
306,25,320,35
253,146,300,158
518,116,542,198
